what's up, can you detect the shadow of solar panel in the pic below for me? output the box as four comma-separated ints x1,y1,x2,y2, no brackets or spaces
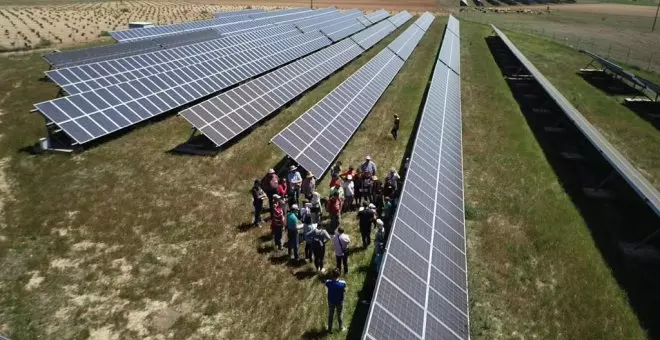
49,25,301,95
36,32,332,144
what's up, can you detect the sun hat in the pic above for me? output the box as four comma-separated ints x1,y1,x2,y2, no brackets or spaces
306,172,314,178
289,165,297,171
291,204,299,210
369,203,376,209
268,168,275,174
347,175,353,180
376,219,384,226
365,155,371,160
273,194,281,199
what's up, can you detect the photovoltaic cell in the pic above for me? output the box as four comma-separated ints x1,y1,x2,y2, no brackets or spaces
271,13,432,178
414,12,435,31
363,15,469,340
388,11,412,28
351,20,397,50
297,9,363,32
438,28,460,75
215,8,264,18
365,9,390,23
48,25,301,94
35,31,332,144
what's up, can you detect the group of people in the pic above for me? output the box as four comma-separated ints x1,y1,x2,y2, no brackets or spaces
250,155,403,333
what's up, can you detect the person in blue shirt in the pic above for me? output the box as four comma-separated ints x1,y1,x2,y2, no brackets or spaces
325,268,347,333
287,204,300,260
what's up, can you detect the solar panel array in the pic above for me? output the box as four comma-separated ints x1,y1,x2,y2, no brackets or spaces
180,12,410,147
581,50,660,99
271,13,434,177
364,9,390,24
439,16,460,75
215,8,264,18
47,25,301,94
42,29,224,69
35,31,332,144
388,11,413,28
110,7,311,42
363,15,469,340
494,25,660,216
297,9,363,32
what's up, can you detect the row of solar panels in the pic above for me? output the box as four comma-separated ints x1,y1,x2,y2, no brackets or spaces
181,11,416,150
42,8,386,69
580,50,660,99
363,16,470,340
494,26,660,217
34,9,395,145
271,13,435,177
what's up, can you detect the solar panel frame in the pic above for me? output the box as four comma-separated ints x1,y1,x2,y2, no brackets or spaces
363,15,469,340
388,11,413,28
35,31,332,145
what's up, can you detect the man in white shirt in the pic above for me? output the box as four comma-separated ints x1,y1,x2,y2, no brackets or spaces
333,227,351,274
342,175,355,212
287,165,303,207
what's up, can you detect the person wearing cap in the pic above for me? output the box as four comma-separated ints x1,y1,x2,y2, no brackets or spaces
301,172,316,202
251,179,267,227
342,174,355,212
271,194,285,251
357,202,375,248
391,114,400,140
327,192,342,234
262,168,279,211
287,165,303,208
287,204,301,260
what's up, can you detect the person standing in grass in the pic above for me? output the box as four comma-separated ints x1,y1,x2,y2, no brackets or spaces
287,165,303,208
333,227,351,274
287,204,300,260
271,194,285,251
312,223,331,273
372,175,384,217
391,114,400,140
301,172,316,202
358,202,375,248
342,175,355,212
302,215,317,262
325,268,347,333
311,191,322,223
327,192,342,234
262,168,279,211
374,219,386,271
251,179,267,227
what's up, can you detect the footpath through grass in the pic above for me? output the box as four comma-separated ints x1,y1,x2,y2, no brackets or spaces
461,21,647,339
0,18,445,339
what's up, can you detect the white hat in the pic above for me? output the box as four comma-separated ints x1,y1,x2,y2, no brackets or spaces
376,219,384,226
365,155,372,160
268,168,275,174
289,165,297,171
305,202,312,207
273,194,281,199
359,207,365,212
347,174,353,180
291,204,299,210
369,203,376,209
390,167,396,173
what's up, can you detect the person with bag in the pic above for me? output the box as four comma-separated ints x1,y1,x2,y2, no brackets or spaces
312,223,331,273
251,179,267,227
332,227,351,274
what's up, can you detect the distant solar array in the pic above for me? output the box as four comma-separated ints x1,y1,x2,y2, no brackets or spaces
494,25,660,216
298,9,363,33
215,8,264,18
47,25,301,94
35,29,333,144
363,16,469,340
180,11,410,148
272,13,434,177
110,7,312,42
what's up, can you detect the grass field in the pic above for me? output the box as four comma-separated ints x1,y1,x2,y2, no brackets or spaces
460,21,648,339
0,17,445,339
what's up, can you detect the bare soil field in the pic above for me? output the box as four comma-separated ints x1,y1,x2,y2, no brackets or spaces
0,1,267,50
519,3,659,16
187,0,443,11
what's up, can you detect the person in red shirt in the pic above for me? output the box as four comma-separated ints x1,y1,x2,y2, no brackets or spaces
277,178,288,202
327,192,342,234
271,195,285,250
339,166,357,181
262,168,279,210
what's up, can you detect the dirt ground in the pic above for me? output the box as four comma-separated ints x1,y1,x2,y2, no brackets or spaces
187,0,441,11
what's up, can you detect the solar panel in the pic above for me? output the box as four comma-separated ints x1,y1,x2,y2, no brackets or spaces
636,75,660,97
35,31,332,145
388,11,413,28
351,20,397,50
494,25,660,216
271,13,433,177
387,18,425,60
180,12,409,148
47,25,301,95
110,8,313,43
447,15,460,36
414,12,434,31
363,15,469,340
214,8,265,18
42,29,224,69
439,26,460,75
297,9,363,33
365,9,390,23
322,18,368,43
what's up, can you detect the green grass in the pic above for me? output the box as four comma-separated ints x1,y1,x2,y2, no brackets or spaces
461,21,647,339
0,18,446,339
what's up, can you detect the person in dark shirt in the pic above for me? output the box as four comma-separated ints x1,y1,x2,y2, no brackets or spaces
251,179,267,227
325,268,347,333
357,202,375,248
391,114,400,140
